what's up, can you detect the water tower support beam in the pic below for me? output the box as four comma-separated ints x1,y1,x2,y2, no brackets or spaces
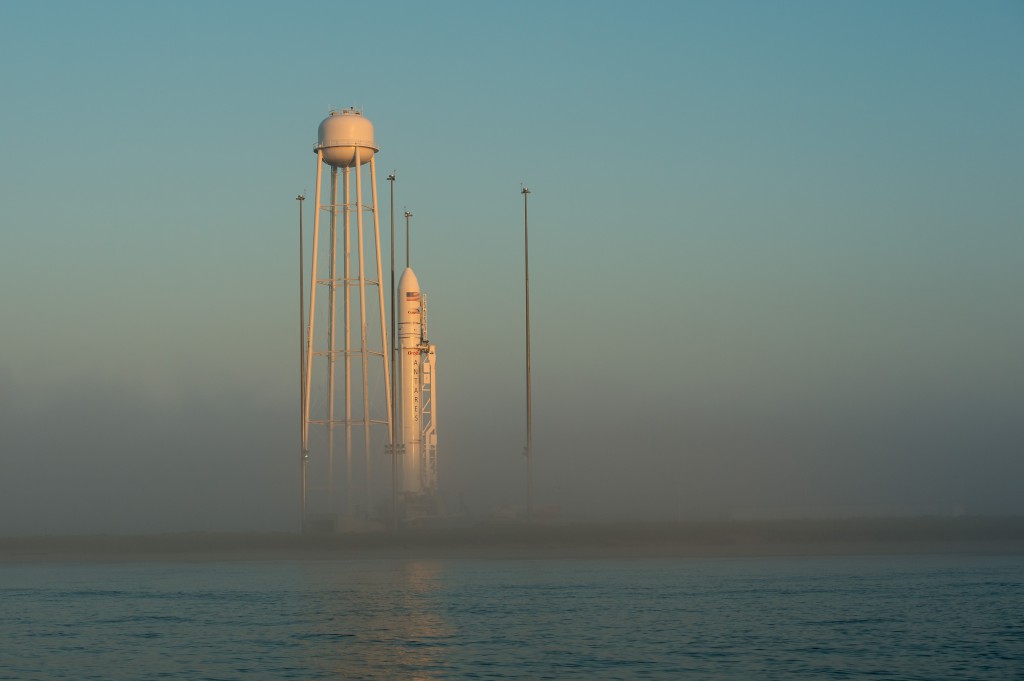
344,166,353,516
355,146,372,515
371,156,394,455
303,150,324,451
327,167,338,511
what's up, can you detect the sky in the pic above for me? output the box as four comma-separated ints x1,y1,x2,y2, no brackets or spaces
1,1,1022,534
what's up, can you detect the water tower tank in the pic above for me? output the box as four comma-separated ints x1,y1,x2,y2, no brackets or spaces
316,108,377,167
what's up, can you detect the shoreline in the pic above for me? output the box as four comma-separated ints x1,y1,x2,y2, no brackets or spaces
3,517,1023,563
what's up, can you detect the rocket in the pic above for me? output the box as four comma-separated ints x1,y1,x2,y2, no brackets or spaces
397,267,438,495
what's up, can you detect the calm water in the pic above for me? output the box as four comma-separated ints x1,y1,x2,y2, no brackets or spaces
1,554,1022,679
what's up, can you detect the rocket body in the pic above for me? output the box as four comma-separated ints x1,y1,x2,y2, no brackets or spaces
398,267,424,493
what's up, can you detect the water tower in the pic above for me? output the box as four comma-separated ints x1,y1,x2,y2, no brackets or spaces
302,108,393,524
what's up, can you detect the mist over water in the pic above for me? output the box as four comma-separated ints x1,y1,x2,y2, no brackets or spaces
0,376,296,535
2,359,1021,535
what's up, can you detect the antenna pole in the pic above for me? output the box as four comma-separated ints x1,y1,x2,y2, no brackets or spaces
522,186,533,518
297,193,307,532
387,173,397,527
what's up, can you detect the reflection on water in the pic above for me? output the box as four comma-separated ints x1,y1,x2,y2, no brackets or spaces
302,560,453,680
391,561,451,679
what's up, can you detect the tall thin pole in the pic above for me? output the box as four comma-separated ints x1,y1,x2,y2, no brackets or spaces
297,193,306,531
388,172,397,526
404,210,412,268
303,151,323,483
522,186,533,517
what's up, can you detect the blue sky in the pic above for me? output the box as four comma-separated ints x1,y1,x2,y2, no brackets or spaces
1,1,1022,533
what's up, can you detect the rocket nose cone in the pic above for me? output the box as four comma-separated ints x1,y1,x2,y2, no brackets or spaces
398,267,420,295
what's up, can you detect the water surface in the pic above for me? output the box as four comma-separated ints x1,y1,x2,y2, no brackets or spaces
2,555,1021,679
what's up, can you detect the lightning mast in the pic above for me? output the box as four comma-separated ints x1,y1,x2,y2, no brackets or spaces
522,185,533,517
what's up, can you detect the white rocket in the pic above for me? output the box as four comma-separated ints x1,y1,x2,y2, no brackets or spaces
397,267,438,495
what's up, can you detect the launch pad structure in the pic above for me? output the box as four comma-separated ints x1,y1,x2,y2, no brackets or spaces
300,108,441,530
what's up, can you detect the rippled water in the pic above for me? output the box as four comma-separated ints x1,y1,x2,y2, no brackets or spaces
2,554,1022,679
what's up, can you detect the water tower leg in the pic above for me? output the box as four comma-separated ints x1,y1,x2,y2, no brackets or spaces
327,167,338,513
343,166,353,517
303,150,324,488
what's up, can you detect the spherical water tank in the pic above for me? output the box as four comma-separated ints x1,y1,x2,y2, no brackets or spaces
316,108,377,167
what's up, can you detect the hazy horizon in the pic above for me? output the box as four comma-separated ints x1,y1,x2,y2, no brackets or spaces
2,2,1022,536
